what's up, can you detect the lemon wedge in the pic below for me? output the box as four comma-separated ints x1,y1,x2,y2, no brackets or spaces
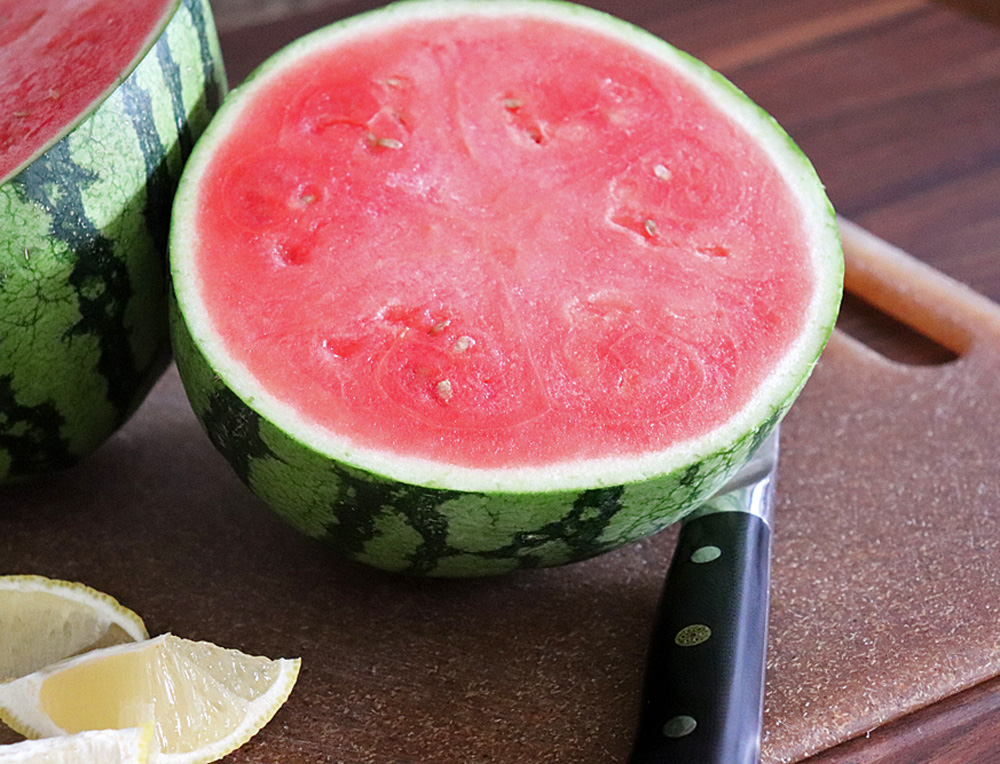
0,726,153,764
0,576,147,681
0,634,300,764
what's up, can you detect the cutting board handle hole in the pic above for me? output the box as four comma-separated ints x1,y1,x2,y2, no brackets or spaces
836,290,960,366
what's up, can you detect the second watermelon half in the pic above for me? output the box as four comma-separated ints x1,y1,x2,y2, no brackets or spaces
0,0,226,482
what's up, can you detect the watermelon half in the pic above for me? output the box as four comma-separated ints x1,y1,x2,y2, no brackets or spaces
0,0,226,482
170,0,843,576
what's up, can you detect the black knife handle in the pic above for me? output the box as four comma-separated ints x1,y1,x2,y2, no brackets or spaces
629,511,772,764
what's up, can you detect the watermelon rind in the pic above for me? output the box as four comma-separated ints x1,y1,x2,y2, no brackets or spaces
169,0,843,576
0,0,227,482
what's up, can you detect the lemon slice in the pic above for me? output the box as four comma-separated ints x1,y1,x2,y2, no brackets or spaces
0,576,148,681
0,635,301,764
0,726,153,764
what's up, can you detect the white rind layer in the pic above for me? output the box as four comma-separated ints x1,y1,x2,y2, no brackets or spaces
170,0,843,494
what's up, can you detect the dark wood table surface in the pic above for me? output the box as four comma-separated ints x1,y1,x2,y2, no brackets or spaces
207,1,1000,763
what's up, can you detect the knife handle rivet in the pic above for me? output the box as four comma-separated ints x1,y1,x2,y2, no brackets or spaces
662,715,697,738
690,545,721,563
674,623,712,647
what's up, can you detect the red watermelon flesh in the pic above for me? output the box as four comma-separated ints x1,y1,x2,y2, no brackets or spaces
0,0,174,181
193,15,814,469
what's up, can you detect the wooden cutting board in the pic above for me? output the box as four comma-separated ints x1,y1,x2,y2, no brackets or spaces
3,220,999,763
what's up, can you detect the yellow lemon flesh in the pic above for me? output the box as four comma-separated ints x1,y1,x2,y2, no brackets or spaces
0,635,300,764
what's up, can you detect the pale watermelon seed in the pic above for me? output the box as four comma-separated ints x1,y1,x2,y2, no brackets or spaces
654,164,672,181
436,379,454,402
452,335,475,353
643,219,658,237
429,319,451,335
366,131,403,150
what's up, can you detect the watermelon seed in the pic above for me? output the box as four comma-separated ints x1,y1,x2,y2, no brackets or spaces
643,219,658,237
453,335,475,354
654,164,672,181
366,132,403,150
385,77,405,88
500,96,546,144
436,379,454,402
429,319,451,335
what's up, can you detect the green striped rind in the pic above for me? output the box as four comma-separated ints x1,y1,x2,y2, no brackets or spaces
172,303,785,577
0,0,226,482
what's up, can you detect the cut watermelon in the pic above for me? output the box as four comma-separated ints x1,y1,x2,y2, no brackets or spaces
170,0,843,576
0,0,226,481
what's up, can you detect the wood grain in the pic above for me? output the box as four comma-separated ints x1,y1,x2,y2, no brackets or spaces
694,3,1000,302
937,0,1000,25
806,675,1000,764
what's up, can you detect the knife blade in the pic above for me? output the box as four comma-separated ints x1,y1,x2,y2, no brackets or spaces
628,427,780,764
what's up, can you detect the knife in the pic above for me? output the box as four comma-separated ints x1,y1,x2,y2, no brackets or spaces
628,428,779,764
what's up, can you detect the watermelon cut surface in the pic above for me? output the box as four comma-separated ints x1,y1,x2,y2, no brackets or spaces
171,0,843,575
0,0,172,182
0,0,226,481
